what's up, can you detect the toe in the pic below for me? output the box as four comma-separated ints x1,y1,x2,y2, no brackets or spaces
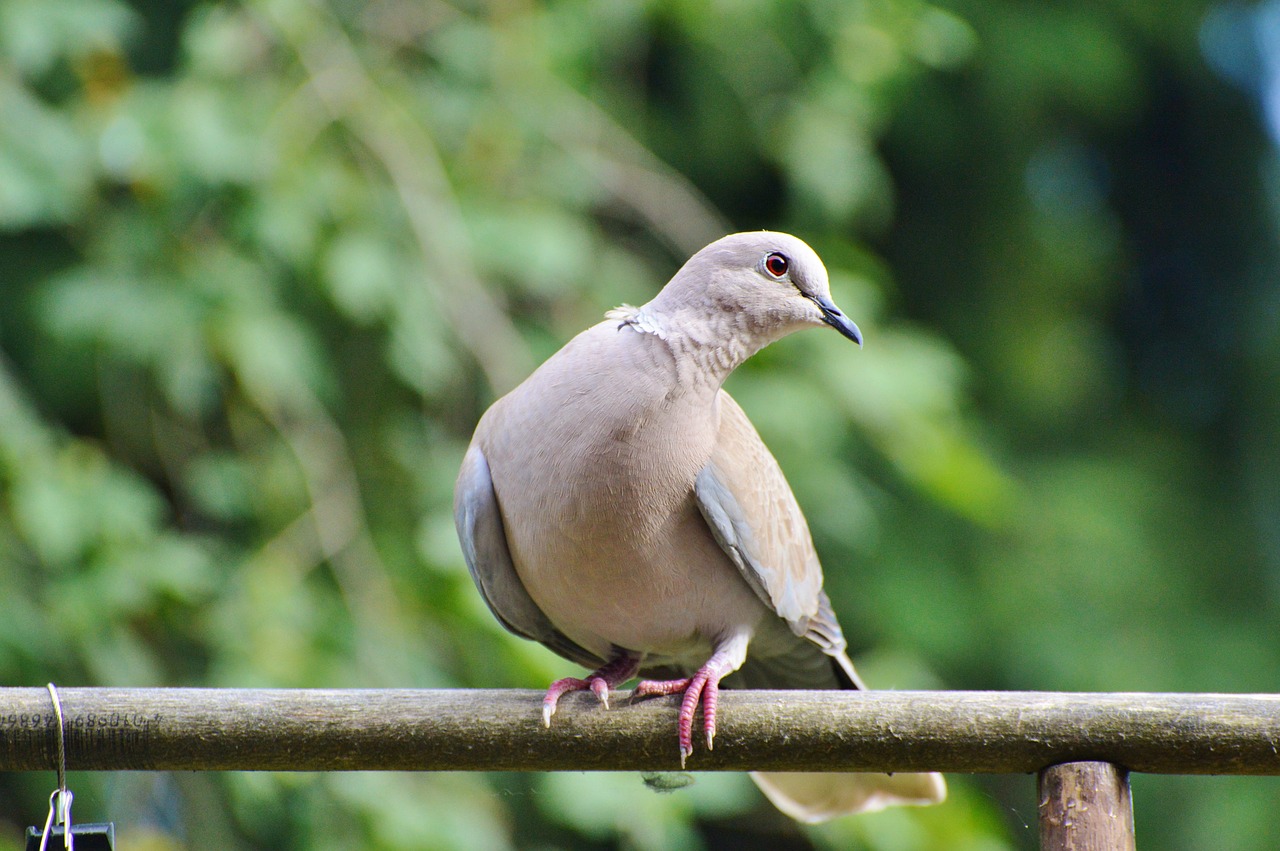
542,677,591,726
590,677,611,709
632,677,692,698
675,672,709,763
702,678,720,750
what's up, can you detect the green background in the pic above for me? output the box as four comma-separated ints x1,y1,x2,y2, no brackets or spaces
1,0,1278,848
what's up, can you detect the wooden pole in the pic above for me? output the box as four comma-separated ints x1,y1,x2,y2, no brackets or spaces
1039,762,1136,851
1,689,1279,774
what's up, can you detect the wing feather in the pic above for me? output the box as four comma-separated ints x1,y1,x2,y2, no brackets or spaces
694,391,849,657
454,445,601,669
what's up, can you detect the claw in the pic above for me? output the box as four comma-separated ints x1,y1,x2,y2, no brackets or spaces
590,677,611,709
540,655,640,727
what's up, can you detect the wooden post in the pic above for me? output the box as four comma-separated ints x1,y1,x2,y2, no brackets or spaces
1039,761,1136,851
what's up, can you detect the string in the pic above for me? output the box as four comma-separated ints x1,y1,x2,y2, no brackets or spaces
39,683,73,851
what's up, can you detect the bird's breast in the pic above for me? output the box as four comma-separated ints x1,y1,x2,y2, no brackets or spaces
482,380,766,661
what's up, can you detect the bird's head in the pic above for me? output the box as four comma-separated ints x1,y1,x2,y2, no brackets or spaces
650,232,863,350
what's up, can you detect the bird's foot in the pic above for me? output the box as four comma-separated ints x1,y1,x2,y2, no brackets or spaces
633,666,722,768
542,654,640,726
542,676,612,726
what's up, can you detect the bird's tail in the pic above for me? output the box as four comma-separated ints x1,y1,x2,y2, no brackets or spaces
732,616,947,822
750,770,946,823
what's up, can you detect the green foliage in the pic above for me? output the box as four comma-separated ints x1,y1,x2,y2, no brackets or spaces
2,0,1277,848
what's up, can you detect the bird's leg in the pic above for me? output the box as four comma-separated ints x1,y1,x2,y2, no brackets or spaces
543,651,640,726
632,631,750,767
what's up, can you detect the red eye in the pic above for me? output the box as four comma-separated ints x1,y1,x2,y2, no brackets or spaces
764,252,789,278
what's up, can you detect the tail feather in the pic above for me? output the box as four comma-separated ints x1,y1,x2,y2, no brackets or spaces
751,770,946,823
734,635,945,822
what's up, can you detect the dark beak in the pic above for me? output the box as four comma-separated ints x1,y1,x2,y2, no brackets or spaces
811,295,863,347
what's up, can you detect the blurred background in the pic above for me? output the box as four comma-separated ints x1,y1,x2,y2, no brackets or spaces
1,0,1278,848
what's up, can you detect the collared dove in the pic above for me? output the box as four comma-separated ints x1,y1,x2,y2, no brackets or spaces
455,231,945,821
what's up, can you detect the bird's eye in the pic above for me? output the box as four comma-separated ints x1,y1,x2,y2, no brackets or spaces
763,252,790,279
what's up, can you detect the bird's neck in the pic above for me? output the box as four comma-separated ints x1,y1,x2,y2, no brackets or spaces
612,303,778,391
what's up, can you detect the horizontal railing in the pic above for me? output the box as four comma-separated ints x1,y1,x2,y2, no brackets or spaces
3,688,1278,849
2,688,1277,773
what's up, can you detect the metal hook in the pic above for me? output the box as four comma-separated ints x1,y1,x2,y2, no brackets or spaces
39,683,73,851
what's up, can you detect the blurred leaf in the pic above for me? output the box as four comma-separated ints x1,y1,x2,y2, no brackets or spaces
215,311,329,408
321,229,403,324
40,271,202,360
540,772,753,851
0,0,136,78
0,80,94,227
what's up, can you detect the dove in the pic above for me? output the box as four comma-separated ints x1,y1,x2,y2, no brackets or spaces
454,231,945,821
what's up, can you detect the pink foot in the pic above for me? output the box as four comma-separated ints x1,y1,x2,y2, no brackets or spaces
633,667,723,768
542,654,639,726
542,675,612,725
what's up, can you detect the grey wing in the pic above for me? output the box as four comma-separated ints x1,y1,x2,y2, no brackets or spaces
454,444,602,670
695,392,864,690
